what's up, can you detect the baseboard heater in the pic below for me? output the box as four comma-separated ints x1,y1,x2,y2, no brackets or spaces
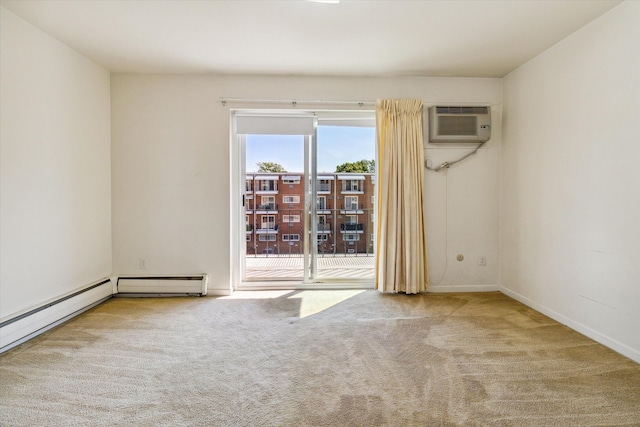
116,275,208,296
0,278,113,354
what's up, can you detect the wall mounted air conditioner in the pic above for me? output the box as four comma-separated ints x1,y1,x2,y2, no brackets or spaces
428,106,491,143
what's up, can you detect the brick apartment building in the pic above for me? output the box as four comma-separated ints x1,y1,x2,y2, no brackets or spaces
245,173,375,256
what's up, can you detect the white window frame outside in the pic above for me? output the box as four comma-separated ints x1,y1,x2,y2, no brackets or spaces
260,196,275,210
345,196,358,210
317,179,331,192
316,196,327,210
260,179,277,191
343,180,360,192
261,215,276,229
282,195,300,204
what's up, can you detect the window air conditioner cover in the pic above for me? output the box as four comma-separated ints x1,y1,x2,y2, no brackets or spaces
428,106,491,143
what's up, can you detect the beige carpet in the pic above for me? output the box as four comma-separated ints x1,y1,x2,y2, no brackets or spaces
1,291,639,426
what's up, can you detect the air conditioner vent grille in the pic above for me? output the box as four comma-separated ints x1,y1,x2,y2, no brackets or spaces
435,106,489,115
438,116,477,136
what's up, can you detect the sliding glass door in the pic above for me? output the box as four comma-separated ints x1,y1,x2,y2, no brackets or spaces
310,113,376,282
235,110,375,287
243,132,308,281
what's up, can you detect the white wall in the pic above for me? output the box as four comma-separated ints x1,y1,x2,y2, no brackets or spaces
0,7,112,318
501,1,640,362
111,74,502,294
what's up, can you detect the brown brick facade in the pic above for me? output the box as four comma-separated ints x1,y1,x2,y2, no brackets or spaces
245,173,375,256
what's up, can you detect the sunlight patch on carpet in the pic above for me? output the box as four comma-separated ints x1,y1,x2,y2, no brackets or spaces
288,290,367,318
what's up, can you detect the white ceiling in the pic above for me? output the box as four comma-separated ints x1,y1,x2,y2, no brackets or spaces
0,0,621,77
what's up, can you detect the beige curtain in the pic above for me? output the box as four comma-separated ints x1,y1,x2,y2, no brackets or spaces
375,99,428,294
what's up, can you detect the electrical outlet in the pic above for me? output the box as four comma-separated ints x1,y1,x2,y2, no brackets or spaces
139,258,147,269
478,256,486,266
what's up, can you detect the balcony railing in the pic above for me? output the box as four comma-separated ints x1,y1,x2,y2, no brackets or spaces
256,183,278,192
256,224,279,234
341,204,364,210
257,203,278,211
246,207,374,256
316,223,331,232
340,204,365,214
340,223,364,232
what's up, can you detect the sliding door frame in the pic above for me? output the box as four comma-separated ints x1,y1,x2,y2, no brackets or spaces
230,108,376,291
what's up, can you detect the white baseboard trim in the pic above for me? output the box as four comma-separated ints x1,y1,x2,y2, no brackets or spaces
206,288,232,297
0,278,113,353
499,286,640,364
428,284,499,293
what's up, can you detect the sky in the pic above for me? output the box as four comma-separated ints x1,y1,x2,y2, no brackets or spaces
246,125,375,173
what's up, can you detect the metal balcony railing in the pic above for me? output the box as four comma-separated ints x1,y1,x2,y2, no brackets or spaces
341,204,364,210
257,184,278,192
246,207,375,257
257,203,278,210
340,223,364,231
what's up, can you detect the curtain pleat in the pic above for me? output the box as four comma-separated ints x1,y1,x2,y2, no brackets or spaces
375,99,428,294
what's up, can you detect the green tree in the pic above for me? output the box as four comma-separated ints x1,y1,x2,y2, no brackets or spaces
335,159,375,173
256,162,286,173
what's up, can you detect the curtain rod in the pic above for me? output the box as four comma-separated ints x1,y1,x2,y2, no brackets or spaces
220,97,375,107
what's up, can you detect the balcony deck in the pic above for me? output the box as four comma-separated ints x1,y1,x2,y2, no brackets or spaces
245,254,375,280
